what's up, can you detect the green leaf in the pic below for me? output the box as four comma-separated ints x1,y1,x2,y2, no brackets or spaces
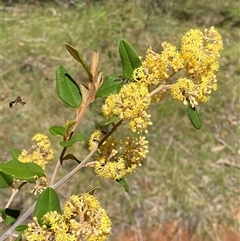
99,115,118,126
0,159,45,180
10,149,21,159
0,171,13,188
117,177,130,193
65,43,93,79
119,39,142,79
60,133,87,147
14,234,22,241
187,104,202,129
0,208,20,225
49,126,65,137
65,120,76,133
4,215,16,225
34,187,61,225
56,65,82,108
99,115,118,133
96,75,123,97
15,225,28,232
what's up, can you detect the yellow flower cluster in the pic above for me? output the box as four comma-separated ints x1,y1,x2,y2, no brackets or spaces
17,133,54,194
133,27,223,107
133,43,183,87
172,27,223,107
24,194,111,241
91,27,223,181
88,130,105,151
90,132,148,180
18,133,54,169
101,82,152,133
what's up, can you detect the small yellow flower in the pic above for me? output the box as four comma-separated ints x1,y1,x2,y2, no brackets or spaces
24,216,49,241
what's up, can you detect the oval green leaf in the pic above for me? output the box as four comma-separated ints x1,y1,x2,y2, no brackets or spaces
14,235,22,241
0,171,13,188
4,215,16,226
34,187,61,225
0,159,45,180
96,75,123,97
10,149,21,159
15,225,28,232
56,65,82,108
60,133,87,147
49,126,66,137
119,39,142,79
187,105,202,129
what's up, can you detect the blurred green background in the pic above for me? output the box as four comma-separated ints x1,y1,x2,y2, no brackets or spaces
1,0,239,240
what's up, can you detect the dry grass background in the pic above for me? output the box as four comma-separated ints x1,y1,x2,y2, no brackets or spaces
1,0,240,240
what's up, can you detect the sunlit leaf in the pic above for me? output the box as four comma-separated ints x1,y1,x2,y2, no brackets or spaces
34,187,61,225
56,65,82,108
119,39,142,79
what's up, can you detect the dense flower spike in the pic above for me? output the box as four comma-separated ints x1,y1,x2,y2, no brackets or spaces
24,194,111,241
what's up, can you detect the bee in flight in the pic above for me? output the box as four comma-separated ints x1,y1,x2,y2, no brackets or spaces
114,76,131,84
9,96,26,108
